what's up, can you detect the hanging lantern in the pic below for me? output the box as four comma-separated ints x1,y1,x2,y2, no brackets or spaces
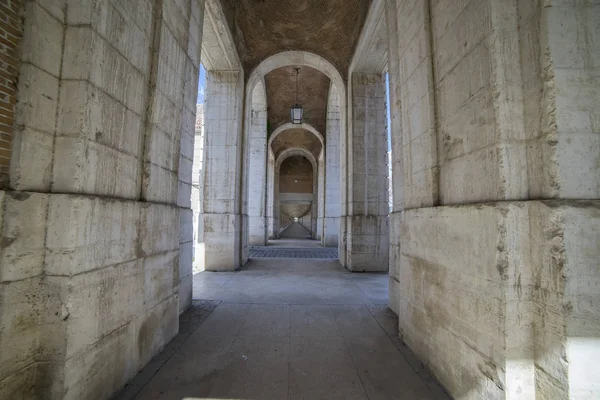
290,67,303,124
290,104,303,124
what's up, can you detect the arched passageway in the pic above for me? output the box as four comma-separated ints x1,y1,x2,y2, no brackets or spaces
1,1,598,400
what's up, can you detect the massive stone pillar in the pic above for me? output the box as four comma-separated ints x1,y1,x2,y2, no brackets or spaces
316,152,325,240
246,81,268,245
384,0,600,398
323,84,342,247
200,70,244,270
342,73,389,271
0,0,205,398
266,152,276,239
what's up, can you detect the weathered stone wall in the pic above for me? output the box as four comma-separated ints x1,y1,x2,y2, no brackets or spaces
342,73,389,271
324,84,342,247
200,70,244,270
247,80,267,245
384,0,600,398
0,0,204,398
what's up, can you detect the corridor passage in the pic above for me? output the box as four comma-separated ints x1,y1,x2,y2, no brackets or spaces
113,259,449,400
279,222,312,239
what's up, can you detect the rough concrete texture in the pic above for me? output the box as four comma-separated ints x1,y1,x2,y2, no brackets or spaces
200,70,244,271
394,201,600,399
341,73,389,272
0,0,203,398
324,84,342,247
383,0,600,399
246,80,268,246
2,0,598,399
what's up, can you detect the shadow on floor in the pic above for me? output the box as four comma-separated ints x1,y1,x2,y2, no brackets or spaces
112,259,451,400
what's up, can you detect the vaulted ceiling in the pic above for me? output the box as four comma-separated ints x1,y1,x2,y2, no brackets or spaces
265,66,329,137
271,128,322,160
218,0,372,78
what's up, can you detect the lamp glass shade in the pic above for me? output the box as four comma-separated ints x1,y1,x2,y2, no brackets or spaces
290,104,303,124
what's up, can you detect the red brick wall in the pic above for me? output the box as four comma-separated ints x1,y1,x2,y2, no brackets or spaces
0,0,24,188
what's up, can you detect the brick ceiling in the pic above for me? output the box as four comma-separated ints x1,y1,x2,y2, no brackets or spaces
271,128,322,160
265,66,329,137
219,0,371,78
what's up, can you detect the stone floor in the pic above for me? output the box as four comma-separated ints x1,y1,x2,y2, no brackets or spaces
249,246,338,259
279,222,312,239
113,258,450,400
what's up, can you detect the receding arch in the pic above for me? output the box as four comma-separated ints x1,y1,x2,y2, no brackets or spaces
276,147,318,172
273,147,319,239
268,123,324,159
246,51,346,101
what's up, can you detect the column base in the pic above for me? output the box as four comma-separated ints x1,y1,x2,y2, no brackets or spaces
201,213,242,271
344,215,389,272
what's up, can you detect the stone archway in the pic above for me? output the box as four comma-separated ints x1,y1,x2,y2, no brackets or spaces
243,51,346,250
268,122,324,159
273,148,319,239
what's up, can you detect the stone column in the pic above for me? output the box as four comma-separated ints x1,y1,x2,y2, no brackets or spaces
316,152,325,240
266,152,276,239
247,81,268,245
201,70,244,271
1,0,204,398
384,0,600,399
323,84,342,247
343,73,389,271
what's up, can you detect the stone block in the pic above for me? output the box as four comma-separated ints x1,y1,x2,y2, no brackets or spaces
156,56,185,111
14,64,59,135
150,91,183,143
555,125,600,200
143,251,178,309
0,192,48,282
62,26,146,114
58,80,142,156
0,362,37,400
180,129,195,161
178,155,193,185
134,295,179,367
0,277,44,384
9,128,55,191
62,322,138,400
179,241,193,281
51,261,144,359
388,277,401,317
345,215,389,272
38,0,67,21
179,207,194,244
178,181,192,208
20,1,64,77
202,213,242,271
45,195,140,275
432,0,490,82
178,273,193,314
145,125,180,172
439,145,500,204
161,0,190,49
142,163,179,204
66,0,151,74
52,137,140,199
139,203,179,256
